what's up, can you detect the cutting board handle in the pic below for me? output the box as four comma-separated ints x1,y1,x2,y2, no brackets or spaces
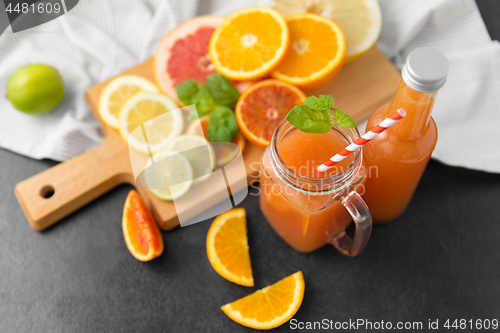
15,137,131,230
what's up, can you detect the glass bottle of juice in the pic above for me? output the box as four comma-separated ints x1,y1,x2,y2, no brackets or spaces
362,47,449,224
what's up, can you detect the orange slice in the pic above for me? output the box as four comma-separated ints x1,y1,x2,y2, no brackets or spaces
186,115,210,138
122,190,163,261
186,116,246,166
235,79,306,147
221,271,305,330
259,0,382,64
206,208,253,287
272,13,346,89
209,7,289,80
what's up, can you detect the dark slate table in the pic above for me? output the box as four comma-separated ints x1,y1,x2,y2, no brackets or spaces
1,1,499,332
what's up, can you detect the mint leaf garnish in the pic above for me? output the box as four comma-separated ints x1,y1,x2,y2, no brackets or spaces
208,105,238,142
176,80,214,120
286,94,356,133
205,74,240,109
333,108,357,128
286,104,331,134
320,95,335,109
304,96,326,110
304,95,335,111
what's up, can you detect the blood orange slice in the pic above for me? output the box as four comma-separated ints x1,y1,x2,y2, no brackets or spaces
122,190,164,261
235,79,306,147
154,16,250,104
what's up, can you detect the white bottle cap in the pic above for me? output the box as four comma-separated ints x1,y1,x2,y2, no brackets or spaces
401,47,449,93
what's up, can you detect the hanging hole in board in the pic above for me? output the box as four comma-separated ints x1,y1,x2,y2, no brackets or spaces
40,185,55,199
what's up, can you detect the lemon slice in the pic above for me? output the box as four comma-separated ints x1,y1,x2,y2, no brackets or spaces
143,150,193,201
166,135,215,185
119,92,183,154
259,0,382,63
99,75,159,129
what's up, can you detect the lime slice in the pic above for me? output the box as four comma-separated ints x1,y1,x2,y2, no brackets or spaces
119,92,183,154
166,134,215,184
143,150,193,201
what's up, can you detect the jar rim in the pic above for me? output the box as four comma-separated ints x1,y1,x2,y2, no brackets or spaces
269,119,363,195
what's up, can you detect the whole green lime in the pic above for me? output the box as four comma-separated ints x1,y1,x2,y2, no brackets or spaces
6,64,65,115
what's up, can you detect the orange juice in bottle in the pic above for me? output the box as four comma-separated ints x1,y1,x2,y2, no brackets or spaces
362,47,449,223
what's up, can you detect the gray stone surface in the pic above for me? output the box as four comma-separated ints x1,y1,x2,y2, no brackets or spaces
1,1,500,332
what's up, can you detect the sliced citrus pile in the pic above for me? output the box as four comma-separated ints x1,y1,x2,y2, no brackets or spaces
166,134,215,184
122,190,163,261
143,150,194,201
186,116,246,166
209,7,289,81
260,0,382,63
235,79,306,147
99,75,159,129
206,208,253,287
221,271,305,329
272,13,346,89
118,92,183,154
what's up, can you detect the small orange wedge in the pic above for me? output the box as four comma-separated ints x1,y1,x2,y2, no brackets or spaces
186,115,210,139
122,190,164,262
272,13,346,89
221,271,305,330
186,116,246,166
209,7,289,81
206,208,253,287
235,79,306,147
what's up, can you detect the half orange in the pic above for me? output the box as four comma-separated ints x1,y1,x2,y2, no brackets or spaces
235,79,306,147
209,7,289,81
122,190,164,262
272,13,346,89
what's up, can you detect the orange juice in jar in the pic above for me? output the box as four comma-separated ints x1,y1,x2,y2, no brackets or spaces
259,120,372,256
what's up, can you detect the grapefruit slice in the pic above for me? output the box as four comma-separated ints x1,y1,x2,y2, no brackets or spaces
154,16,250,104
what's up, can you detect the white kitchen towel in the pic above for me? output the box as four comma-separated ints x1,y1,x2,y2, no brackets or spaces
377,0,500,173
0,0,499,173
0,0,252,161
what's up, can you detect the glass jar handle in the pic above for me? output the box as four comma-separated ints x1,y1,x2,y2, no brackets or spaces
330,191,373,257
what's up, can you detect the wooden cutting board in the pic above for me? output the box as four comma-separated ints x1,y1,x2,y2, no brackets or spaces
14,46,401,231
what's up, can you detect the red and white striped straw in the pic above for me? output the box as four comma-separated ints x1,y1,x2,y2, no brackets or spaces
317,108,407,172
